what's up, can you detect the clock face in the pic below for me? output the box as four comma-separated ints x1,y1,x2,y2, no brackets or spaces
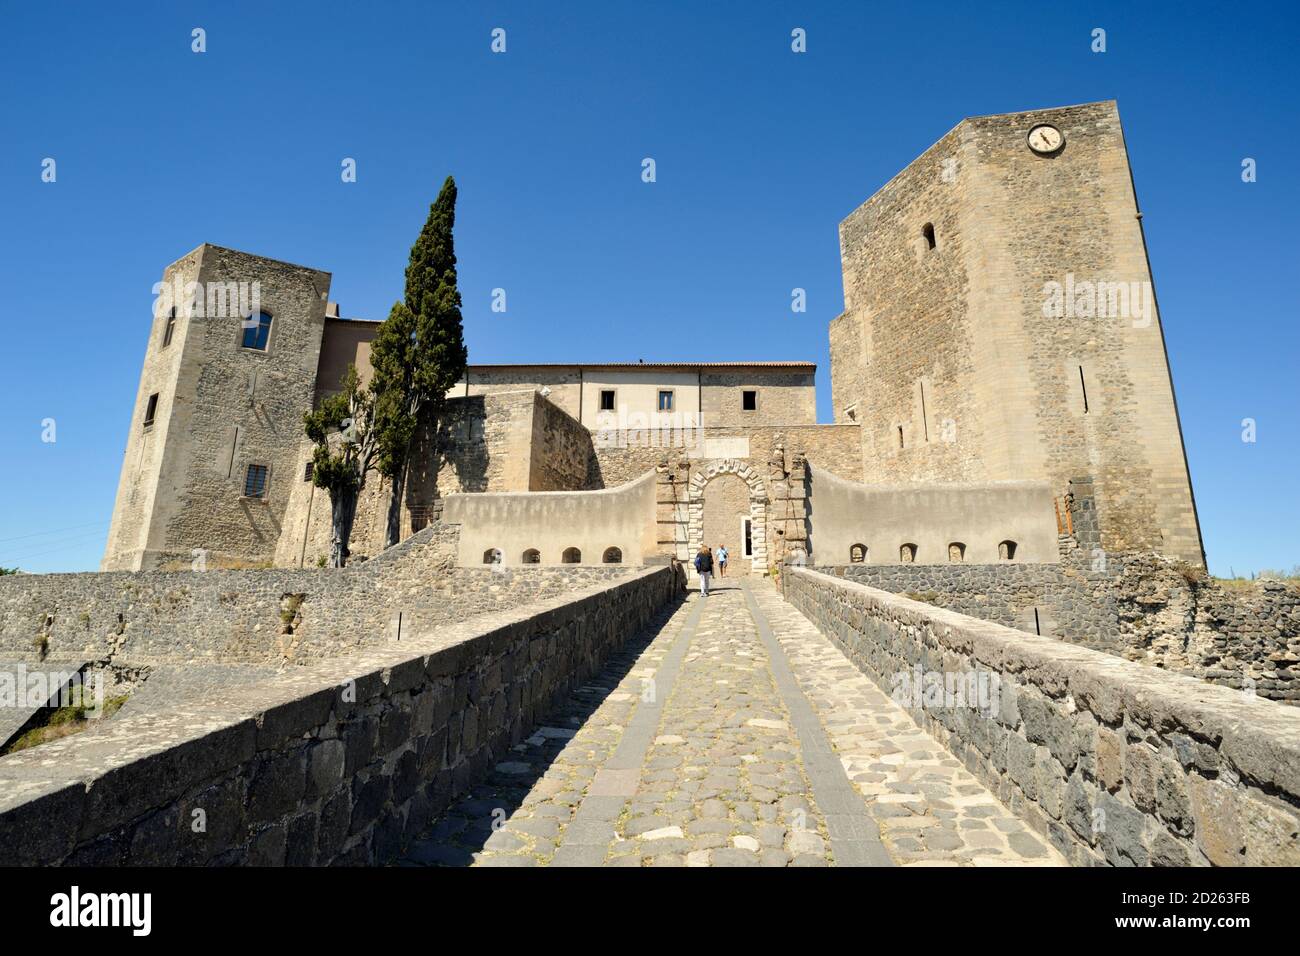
1027,124,1064,154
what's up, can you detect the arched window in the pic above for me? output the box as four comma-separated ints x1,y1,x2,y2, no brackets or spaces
849,543,867,564
483,548,502,565
999,540,1018,561
241,311,273,351
922,223,936,250
522,548,541,564
602,547,622,564
900,543,917,564
948,542,966,562
562,547,581,564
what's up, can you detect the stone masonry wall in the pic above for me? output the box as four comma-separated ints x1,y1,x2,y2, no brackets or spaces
1,523,634,667
829,549,1300,705
0,566,684,866
783,567,1300,867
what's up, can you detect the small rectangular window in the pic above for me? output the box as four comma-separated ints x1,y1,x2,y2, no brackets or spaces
241,312,272,351
303,461,314,482
243,463,269,499
742,390,757,411
599,389,616,411
658,390,674,411
162,310,176,348
143,393,159,427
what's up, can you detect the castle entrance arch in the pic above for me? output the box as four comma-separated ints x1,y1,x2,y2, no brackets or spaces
688,459,767,575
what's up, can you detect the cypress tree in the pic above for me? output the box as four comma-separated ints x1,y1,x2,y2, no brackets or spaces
372,176,468,548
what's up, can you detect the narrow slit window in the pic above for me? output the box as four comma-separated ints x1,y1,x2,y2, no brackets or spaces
1078,366,1089,413
897,425,905,449
162,308,176,348
143,393,159,427
923,223,936,250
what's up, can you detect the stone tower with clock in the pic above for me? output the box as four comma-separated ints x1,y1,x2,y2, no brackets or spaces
828,100,1204,565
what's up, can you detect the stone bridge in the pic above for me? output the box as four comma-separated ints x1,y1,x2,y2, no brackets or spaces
2,566,1297,867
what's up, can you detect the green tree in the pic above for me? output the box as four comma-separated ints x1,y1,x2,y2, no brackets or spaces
303,365,380,568
371,176,468,549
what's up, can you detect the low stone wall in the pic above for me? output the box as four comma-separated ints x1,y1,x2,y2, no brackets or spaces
0,565,684,866
444,470,657,568
807,466,1061,565
829,547,1120,648
0,523,634,666
827,548,1300,704
783,566,1300,867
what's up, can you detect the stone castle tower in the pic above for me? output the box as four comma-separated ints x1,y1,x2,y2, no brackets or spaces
102,101,1205,574
829,100,1204,565
102,245,333,570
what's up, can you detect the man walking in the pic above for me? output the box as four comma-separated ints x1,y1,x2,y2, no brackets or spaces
694,546,714,597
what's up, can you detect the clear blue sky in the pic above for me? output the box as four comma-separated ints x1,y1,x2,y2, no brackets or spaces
0,1,1295,577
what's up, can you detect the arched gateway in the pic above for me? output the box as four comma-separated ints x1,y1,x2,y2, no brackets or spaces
687,459,767,574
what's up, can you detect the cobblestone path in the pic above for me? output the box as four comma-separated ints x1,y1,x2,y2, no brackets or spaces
401,581,1066,867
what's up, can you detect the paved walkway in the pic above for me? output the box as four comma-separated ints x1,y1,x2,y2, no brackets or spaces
400,581,1065,867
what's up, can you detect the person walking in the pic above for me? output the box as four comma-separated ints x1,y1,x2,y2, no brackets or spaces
717,544,728,578
694,546,714,597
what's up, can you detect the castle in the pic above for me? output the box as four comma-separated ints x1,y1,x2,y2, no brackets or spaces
102,100,1204,578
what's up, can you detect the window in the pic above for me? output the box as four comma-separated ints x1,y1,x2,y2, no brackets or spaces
303,461,314,482
562,547,582,564
241,311,273,351
741,518,753,558
897,425,905,449
948,542,966,562
900,543,917,563
522,548,541,564
602,547,623,564
410,514,429,533
742,390,757,411
849,543,867,563
999,540,1018,561
162,308,176,348
923,223,936,250
599,389,616,411
1078,366,1089,414
483,548,502,565
658,390,674,412
243,463,269,499
142,393,159,428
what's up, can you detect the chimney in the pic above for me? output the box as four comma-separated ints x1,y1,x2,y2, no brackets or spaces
325,302,340,318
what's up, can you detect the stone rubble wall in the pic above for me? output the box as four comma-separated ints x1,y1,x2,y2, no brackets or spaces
0,523,634,667
0,566,685,866
828,549,1299,704
783,566,1300,866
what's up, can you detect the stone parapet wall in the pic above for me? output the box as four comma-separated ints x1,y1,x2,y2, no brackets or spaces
0,566,684,866
783,567,1300,867
830,550,1120,648
828,549,1300,704
1,523,634,667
